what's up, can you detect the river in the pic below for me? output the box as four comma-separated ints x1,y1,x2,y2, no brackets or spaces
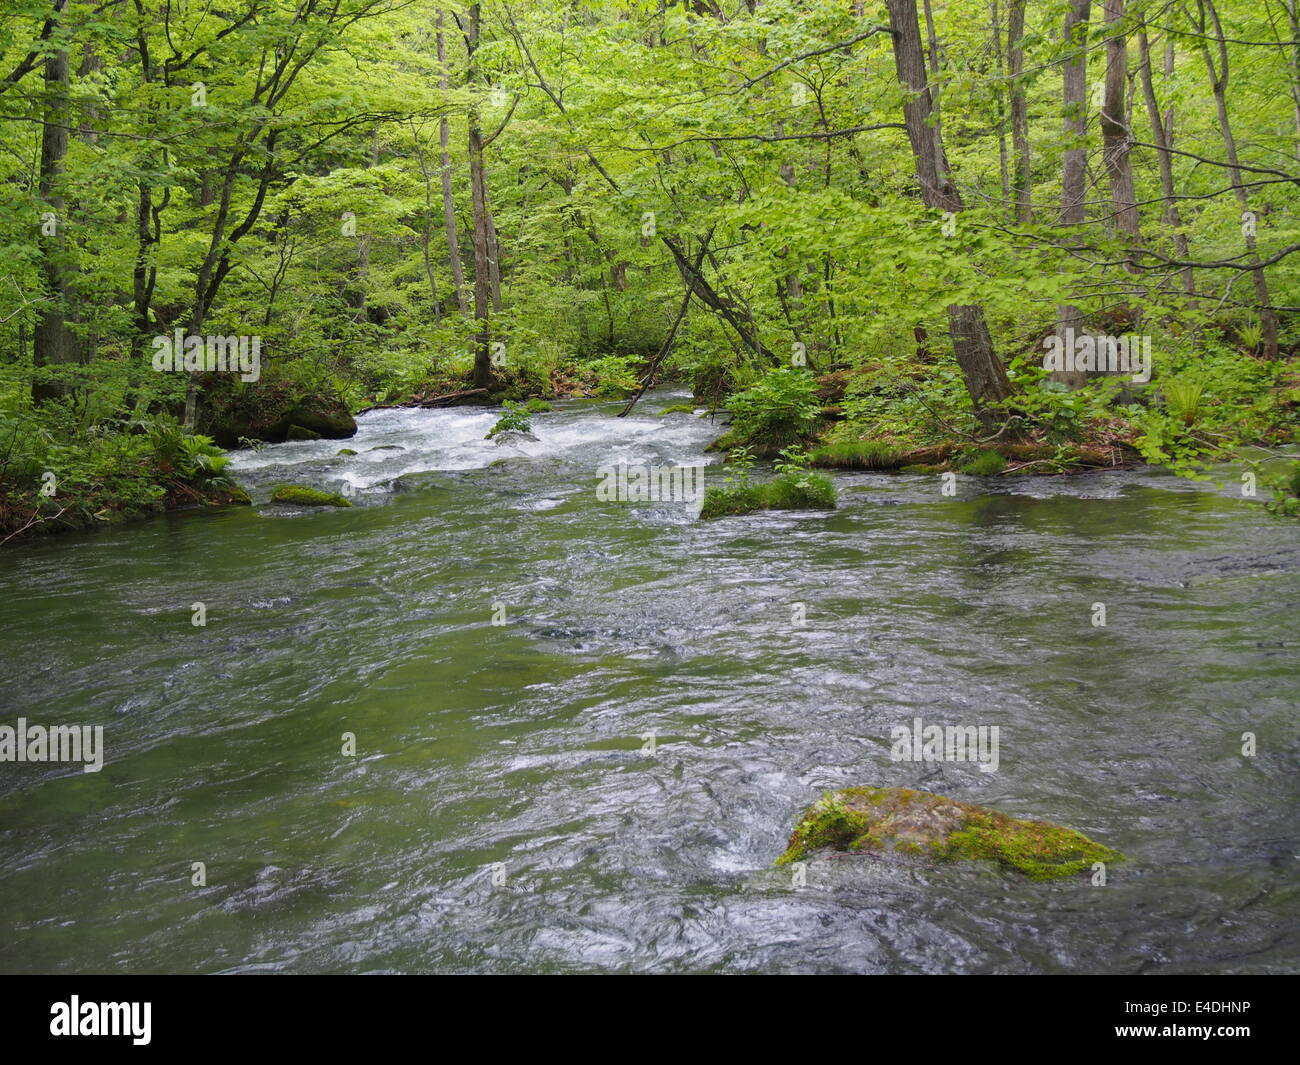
1,392,1296,973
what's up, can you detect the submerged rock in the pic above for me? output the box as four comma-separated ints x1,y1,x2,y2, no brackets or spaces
490,429,539,445
269,484,352,508
778,786,1121,880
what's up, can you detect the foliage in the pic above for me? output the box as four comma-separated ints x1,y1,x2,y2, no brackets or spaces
724,368,821,454
701,443,836,518
485,401,533,439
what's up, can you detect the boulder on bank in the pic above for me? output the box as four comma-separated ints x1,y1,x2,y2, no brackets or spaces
778,786,1121,880
200,385,357,447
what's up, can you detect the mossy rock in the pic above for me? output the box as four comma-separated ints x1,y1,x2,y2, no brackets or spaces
488,428,539,444
269,484,352,508
218,486,252,506
704,430,742,454
778,786,1121,881
269,401,356,442
659,404,697,416
285,424,322,441
199,384,357,446
524,397,553,413
336,448,357,456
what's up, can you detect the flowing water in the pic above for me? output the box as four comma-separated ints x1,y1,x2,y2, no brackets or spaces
1,392,1297,973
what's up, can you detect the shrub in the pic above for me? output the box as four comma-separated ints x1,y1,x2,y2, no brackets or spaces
486,401,533,439
724,367,821,454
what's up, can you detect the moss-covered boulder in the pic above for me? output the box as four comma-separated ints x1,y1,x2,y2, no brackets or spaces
336,448,357,456
200,383,357,446
269,400,355,442
269,484,352,508
778,786,1121,880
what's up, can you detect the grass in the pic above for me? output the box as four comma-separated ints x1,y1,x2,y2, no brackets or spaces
956,448,1008,476
808,440,904,469
699,471,836,519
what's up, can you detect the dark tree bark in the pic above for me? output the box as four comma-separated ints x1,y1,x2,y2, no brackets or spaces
1055,0,1092,388
33,37,85,402
1101,0,1140,244
1137,28,1193,295
1007,0,1031,222
464,3,494,389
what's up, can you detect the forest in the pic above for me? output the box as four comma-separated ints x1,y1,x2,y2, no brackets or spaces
0,0,1297,979
0,0,1297,533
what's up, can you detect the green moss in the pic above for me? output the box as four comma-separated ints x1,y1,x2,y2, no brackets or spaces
778,786,1121,880
336,447,357,456
269,484,352,508
699,471,837,519
900,464,943,474
285,424,322,441
956,448,1008,476
659,403,697,415
524,397,553,413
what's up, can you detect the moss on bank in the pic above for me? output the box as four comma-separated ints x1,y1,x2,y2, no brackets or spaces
808,438,1132,474
778,786,1121,880
2,481,251,543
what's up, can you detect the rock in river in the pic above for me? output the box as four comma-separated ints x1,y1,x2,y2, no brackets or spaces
777,786,1121,880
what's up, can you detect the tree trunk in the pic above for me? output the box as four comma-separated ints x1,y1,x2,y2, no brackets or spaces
1198,0,1279,357
885,0,1013,431
1007,0,1031,222
437,9,469,317
32,42,84,402
1101,0,1140,244
1056,0,1092,388
466,3,494,389
1137,28,1193,294
993,1,1010,214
